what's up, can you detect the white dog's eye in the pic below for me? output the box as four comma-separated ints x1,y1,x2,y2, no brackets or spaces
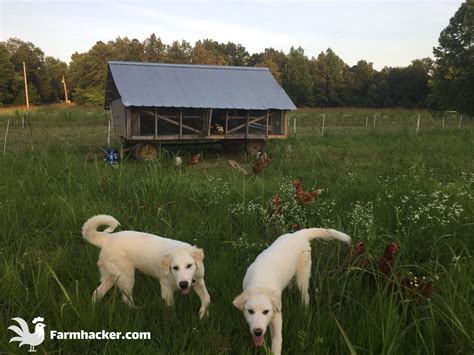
186,264,192,269
248,309,255,315
263,310,269,315
172,266,179,271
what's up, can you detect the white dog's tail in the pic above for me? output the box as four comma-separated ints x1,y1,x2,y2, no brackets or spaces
297,228,351,245
82,215,120,248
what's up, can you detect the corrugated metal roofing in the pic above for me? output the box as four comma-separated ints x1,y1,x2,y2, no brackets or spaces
105,61,296,110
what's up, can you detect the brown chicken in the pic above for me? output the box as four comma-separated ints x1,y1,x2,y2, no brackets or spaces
293,179,322,205
377,242,399,276
353,240,366,255
351,240,369,269
291,223,301,232
270,194,282,215
349,241,434,302
398,273,434,301
253,152,272,175
190,153,201,165
375,242,434,302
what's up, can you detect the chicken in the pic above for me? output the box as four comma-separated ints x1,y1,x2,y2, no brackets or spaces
353,240,366,255
399,273,434,301
375,242,434,302
293,179,323,205
346,241,397,279
270,194,282,216
8,317,46,352
377,242,399,276
268,194,300,232
291,223,301,232
174,156,183,167
351,240,369,269
348,241,434,303
210,123,225,135
190,153,201,165
252,151,272,176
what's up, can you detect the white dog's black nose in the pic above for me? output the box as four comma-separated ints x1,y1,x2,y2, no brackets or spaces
253,328,263,337
179,281,189,289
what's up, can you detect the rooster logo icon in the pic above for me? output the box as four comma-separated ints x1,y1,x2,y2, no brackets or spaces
8,317,46,352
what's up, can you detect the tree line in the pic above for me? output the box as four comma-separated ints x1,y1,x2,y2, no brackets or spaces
0,0,472,115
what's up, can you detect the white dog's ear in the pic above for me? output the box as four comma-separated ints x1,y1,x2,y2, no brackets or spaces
192,247,204,269
270,293,282,313
160,255,172,275
233,293,246,310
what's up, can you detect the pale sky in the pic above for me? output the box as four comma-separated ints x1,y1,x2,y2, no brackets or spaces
0,0,464,69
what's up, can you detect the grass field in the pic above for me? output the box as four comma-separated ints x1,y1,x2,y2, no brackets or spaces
0,107,473,354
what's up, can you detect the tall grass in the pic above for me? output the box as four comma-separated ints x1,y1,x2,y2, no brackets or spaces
0,107,473,354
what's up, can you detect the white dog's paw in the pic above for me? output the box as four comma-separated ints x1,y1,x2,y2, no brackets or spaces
199,305,209,319
163,295,175,307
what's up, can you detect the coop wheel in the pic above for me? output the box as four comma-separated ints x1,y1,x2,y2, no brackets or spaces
245,139,266,155
134,143,158,161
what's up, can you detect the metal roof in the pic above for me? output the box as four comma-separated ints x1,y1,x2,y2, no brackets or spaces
105,61,296,110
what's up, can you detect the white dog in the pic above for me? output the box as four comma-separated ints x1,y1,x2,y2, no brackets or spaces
82,215,211,319
233,228,351,354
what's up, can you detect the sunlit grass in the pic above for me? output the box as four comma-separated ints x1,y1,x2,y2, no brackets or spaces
0,107,473,353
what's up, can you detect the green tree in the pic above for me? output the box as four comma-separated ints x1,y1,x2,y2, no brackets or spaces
375,60,432,108
405,58,433,107
192,39,227,65
42,56,69,102
283,47,313,106
431,0,474,114
372,69,394,107
0,43,15,105
1,38,68,105
12,72,41,105
5,38,48,104
110,37,144,62
219,42,249,66
69,41,115,105
165,40,192,64
311,48,349,107
143,34,166,62
350,60,376,106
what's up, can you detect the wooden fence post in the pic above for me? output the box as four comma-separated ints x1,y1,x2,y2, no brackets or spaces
107,119,111,146
23,62,29,108
62,76,70,103
3,120,10,155
416,114,420,134
321,114,326,136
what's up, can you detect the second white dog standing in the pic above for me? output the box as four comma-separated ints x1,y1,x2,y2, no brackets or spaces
233,228,351,355
82,215,211,319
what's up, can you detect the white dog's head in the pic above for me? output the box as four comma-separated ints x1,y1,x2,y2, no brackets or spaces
233,287,281,346
161,247,204,295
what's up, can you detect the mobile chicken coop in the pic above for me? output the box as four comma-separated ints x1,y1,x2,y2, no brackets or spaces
104,61,296,160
